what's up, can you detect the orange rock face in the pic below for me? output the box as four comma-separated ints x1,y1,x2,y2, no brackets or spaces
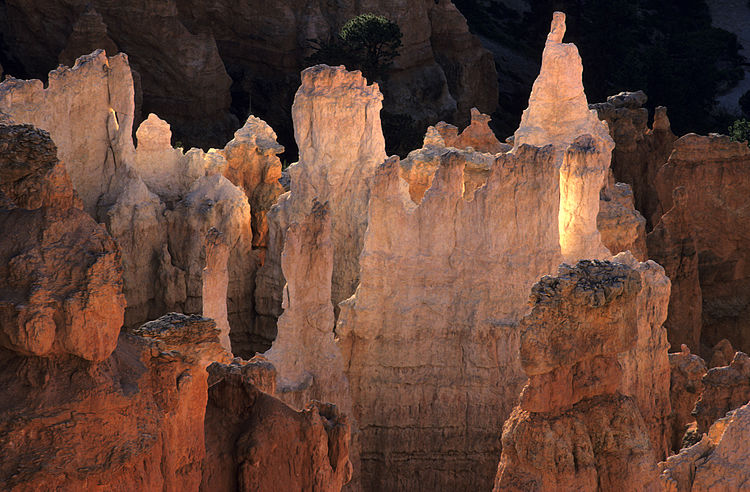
655,133,750,356
202,358,352,491
668,345,707,451
494,260,660,491
0,313,222,491
693,351,750,434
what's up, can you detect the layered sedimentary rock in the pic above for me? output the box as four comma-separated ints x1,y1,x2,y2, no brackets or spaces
592,93,677,227
655,133,750,355
255,64,387,343
693,351,750,434
614,252,672,460
202,357,352,491
494,260,659,491
513,12,613,263
668,345,707,452
203,228,231,353
337,145,562,491
647,186,703,353
659,402,750,491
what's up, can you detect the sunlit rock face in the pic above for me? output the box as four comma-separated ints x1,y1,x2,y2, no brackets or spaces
433,107,511,154
693,351,750,435
513,12,613,263
659,401,750,491
0,54,281,354
0,50,135,218
494,260,660,491
337,146,562,491
255,64,387,346
655,133,750,356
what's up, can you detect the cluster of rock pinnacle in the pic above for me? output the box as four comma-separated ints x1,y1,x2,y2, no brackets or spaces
0,9,748,492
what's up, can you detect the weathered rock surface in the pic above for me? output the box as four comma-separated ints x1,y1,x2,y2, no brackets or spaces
614,252,672,460
494,260,659,491
592,94,677,228
598,170,647,260
668,345,707,452
655,133,750,355
0,123,81,211
513,12,613,263
203,228,231,353
659,401,750,491
255,65,387,344
0,313,224,490
693,351,750,434
0,50,135,217
647,186,703,354
433,107,510,154
202,357,352,492
337,145,562,491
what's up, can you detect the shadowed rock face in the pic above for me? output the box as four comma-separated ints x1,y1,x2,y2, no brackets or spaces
655,133,750,356
693,351,750,435
668,345,707,452
592,93,677,229
202,358,352,492
495,260,660,492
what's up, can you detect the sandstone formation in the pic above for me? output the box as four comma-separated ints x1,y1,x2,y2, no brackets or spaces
659,402,750,491
647,186,703,353
0,53,284,356
433,107,510,154
202,357,352,492
203,228,231,353
255,64,387,342
494,260,659,491
655,133,750,355
693,350,750,434
513,12,613,263
337,146,561,490
592,93,677,227
709,338,737,369
263,201,351,414
0,313,224,491
668,345,707,452
0,50,135,217
612,252,672,460
0,123,124,361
